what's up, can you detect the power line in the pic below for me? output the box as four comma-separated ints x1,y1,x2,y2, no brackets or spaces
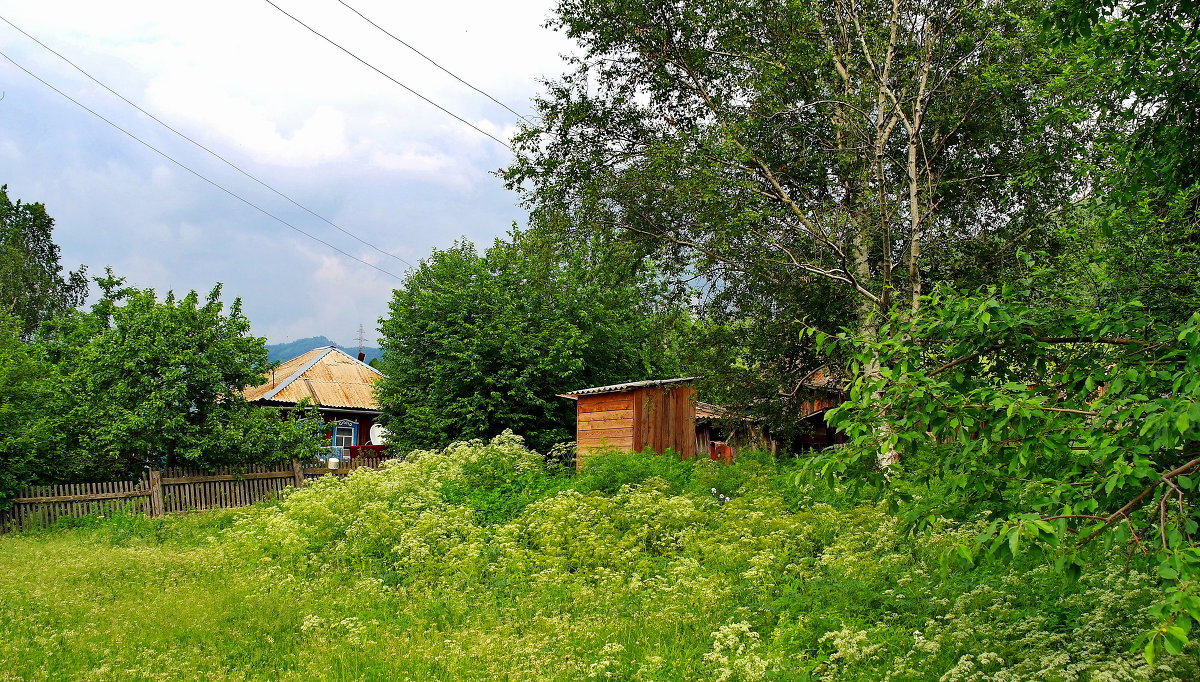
0,13,416,271
262,0,514,151
336,0,534,124
0,48,407,283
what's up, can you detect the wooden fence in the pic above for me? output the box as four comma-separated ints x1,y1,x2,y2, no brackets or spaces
0,456,391,534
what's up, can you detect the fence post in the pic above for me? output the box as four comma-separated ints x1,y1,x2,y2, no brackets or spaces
148,470,164,517
291,458,304,488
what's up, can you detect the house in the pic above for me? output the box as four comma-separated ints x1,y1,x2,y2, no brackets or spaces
244,345,388,454
559,377,699,468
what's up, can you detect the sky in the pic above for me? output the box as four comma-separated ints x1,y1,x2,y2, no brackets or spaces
0,0,575,347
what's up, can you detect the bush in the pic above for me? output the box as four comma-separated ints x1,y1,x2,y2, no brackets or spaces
200,434,1199,678
569,447,698,494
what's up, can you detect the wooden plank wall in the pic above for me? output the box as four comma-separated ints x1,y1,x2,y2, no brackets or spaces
575,394,635,468
0,456,391,533
574,385,698,468
633,385,696,459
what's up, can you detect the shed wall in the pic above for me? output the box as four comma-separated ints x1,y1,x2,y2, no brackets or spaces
576,394,635,467
632,385,696,459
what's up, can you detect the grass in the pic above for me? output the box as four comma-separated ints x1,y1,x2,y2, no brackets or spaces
0,438,1196,681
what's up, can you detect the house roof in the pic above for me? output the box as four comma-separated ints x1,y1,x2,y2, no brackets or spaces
244,346,383,411
557,377,700,399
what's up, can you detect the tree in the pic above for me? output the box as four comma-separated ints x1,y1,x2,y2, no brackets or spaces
376,237,682,454
42,272,316,481
1048,0,1200,195
0,309,58,508
0,185,87,339
506,0,1088,455
509,0,1084,330
813,274,1200,660
1045,0,1200,328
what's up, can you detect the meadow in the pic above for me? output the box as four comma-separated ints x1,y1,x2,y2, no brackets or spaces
0,434,1195,681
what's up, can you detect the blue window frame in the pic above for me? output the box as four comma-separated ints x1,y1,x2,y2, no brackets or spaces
330,420,358,448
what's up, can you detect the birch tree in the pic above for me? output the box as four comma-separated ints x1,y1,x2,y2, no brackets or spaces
508,0,1084,460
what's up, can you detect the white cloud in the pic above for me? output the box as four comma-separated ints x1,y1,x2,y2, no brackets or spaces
0,139,23,161
0,0,575,342
369,149,451,173
145,74,352,166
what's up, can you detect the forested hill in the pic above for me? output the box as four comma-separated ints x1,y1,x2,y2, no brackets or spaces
265,336,383,364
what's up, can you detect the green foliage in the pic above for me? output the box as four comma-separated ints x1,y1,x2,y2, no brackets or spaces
508,0,1085,319
0,187,323,495
4,436,1197,679
683,281,858,442
35,271,320,481
811,275,1200,660
0,185,87,340
439,443,568,526
1047,0,1200,195
506,0,1090,435
0,309,58,509
1052,188,1200,328
569,447,697,495
376,237,682,454
1044,0,1200,332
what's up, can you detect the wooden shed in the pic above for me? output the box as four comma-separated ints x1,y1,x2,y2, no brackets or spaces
559,377,698,468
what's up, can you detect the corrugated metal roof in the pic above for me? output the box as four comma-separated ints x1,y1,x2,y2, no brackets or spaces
558,377,699,399
694,401,730,419
244,346,384,411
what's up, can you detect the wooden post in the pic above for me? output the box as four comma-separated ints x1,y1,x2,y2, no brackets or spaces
148,470,164,517
291,458,305,489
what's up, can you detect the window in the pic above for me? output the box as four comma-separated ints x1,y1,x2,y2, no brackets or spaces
332,423,356,447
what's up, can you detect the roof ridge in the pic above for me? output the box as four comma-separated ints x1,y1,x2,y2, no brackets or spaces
259,346,336,402
558,376,700,398
323,345,384,376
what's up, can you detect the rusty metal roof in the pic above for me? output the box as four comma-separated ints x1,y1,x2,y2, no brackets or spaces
558,377,700,399
244,346,383,411
694,401,730,419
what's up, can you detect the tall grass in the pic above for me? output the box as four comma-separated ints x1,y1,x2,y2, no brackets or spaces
0,433,1195,680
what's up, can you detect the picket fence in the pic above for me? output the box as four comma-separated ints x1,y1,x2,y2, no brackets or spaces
0,456,390,533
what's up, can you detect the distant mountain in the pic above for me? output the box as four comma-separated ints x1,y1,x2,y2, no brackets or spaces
265,336,384,365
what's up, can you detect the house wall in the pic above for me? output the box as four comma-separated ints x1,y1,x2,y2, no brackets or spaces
792,389,849,451
320,410,378,446
793,414,848,450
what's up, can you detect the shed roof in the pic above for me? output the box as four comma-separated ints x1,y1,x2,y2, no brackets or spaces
244,346,383,411
557,377,699,399
695,401,732,419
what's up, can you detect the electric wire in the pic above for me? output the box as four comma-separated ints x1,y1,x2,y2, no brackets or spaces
336,0,534,124
0,48,406,282
0,13,416,271
262,0,514,151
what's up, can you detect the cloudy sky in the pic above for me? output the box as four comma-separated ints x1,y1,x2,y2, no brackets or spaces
0,0,574,347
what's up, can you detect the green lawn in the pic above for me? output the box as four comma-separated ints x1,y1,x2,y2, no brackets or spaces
0,438,1195,681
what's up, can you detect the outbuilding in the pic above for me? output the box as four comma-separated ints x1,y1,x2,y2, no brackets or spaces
558,377,699,468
